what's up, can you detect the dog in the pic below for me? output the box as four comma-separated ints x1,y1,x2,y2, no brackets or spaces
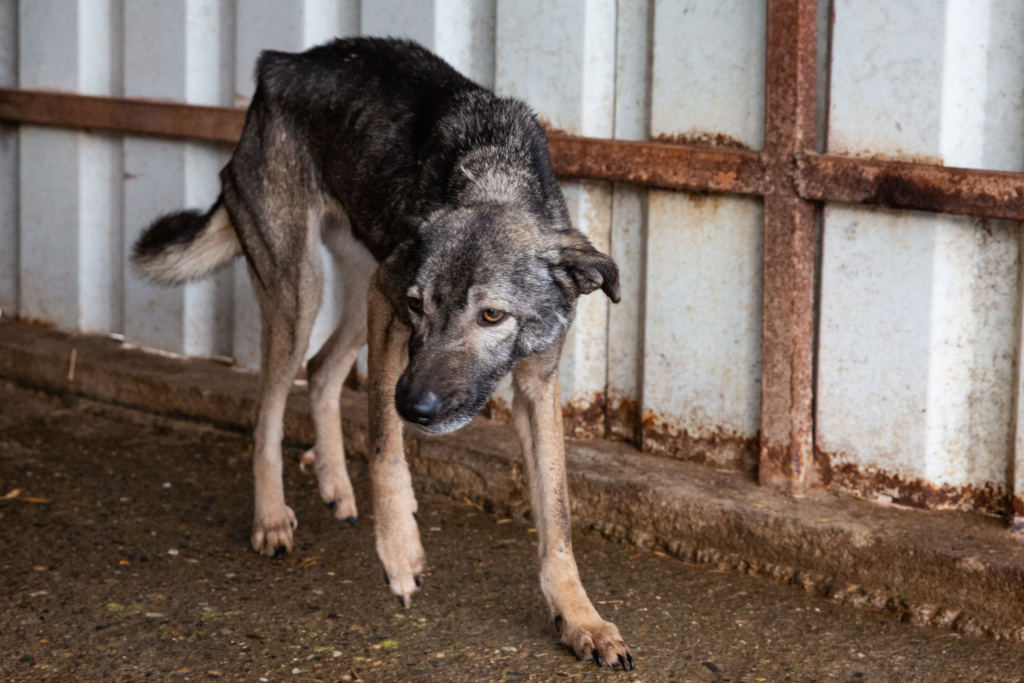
132,37,632,669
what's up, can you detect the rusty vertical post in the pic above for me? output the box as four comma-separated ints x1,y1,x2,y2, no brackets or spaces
759,0,819,490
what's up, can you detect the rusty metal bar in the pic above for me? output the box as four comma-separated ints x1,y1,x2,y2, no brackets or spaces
5,88,1024,222
546,133,766,196
758,0,819,491
798,152,1024,221
0,88,245,143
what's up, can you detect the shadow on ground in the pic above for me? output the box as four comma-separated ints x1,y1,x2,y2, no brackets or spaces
2,380,1023,682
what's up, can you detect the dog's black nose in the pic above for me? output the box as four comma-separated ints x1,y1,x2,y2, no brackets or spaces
403,391,440,425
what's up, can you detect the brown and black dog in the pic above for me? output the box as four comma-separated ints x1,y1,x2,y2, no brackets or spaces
132,37,631,669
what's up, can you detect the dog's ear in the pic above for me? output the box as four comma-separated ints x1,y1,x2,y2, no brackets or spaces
551,232,621,303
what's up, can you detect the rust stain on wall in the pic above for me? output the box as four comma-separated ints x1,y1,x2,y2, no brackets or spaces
653,131,753,151
563,393,606,439
1014,496,1024,517
605,395,640,445
485,392,611,441
817,447,1011,515
642,410,758,478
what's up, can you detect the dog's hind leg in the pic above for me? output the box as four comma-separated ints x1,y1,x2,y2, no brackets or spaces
248,249,322,556
512,347,634,669
305,224,374,524
225,179,324,557
367,274,424,608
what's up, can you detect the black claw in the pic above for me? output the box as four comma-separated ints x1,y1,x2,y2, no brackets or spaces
346,516,357,527
627,652,635,670
329,500,338,511
618,654,627,670
383,569,390,586
412,511,418,520
554,615,562,633
396,594,406,608
414,574,421,587
272,546,287,559
592,649,602,666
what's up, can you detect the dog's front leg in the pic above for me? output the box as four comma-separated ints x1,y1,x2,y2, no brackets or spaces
367,276,424,607
513,348,634,669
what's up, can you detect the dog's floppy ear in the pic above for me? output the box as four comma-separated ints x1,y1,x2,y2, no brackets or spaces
551,231,621,303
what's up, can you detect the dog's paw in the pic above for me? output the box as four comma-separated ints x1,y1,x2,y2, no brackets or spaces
251,505,298,557
556,615,634,670
376,518,425,608
302,448,359,525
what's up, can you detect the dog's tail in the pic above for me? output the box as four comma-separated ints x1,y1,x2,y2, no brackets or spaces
131,199,242,285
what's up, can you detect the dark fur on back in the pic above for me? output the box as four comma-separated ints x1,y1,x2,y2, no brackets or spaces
247,37,566,258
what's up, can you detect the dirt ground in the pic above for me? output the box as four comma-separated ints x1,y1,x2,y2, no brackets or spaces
2,380,1024,682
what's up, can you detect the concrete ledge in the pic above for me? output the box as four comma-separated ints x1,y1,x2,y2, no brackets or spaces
3,318,1024,640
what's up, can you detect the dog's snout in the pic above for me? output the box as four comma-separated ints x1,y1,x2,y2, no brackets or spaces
399,390,441,426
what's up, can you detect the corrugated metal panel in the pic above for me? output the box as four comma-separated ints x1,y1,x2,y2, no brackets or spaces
818,0,1024,509
605,0,650,443
18,0,122,332
642,0,765,470
121,0,233,356
5,0,1024,521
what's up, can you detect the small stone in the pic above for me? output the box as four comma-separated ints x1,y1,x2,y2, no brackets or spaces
167,549,179,556
162,482,171,489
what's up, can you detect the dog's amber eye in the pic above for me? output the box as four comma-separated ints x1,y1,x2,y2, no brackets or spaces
407,296,423,311
480,309,505,325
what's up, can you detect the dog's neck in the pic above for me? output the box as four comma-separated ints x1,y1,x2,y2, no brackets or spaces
452,147,538,207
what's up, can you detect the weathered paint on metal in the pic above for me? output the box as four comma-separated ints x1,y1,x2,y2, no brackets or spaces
121,0,234,357
817,446,1011,515
758,0,818,490
819,0,1024,516
817,206,1020,504
17,1,123,334
605,0,650,444
641,191,764,472
642,409,759,476
798,154,1024,222
639,0,768,472
651,0,766,150
547,134,766,196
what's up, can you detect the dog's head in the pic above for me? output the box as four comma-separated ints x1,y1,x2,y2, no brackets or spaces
379,203,619,434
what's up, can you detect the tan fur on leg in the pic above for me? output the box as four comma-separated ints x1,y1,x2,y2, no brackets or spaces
513,347,633,668
305,280,368,524
368,275,424,607
250,267,321,556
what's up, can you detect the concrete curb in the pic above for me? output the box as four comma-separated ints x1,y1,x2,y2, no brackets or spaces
3,318,1024,640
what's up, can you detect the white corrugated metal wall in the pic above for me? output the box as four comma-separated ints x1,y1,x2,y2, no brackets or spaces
2,0,1024,517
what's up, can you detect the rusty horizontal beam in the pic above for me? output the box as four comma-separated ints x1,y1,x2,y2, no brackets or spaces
798,152,1024,222
0,88,245,143
5,89,1024,222
545,133,767,196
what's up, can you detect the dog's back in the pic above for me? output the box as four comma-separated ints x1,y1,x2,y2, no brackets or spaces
245,37,561,260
